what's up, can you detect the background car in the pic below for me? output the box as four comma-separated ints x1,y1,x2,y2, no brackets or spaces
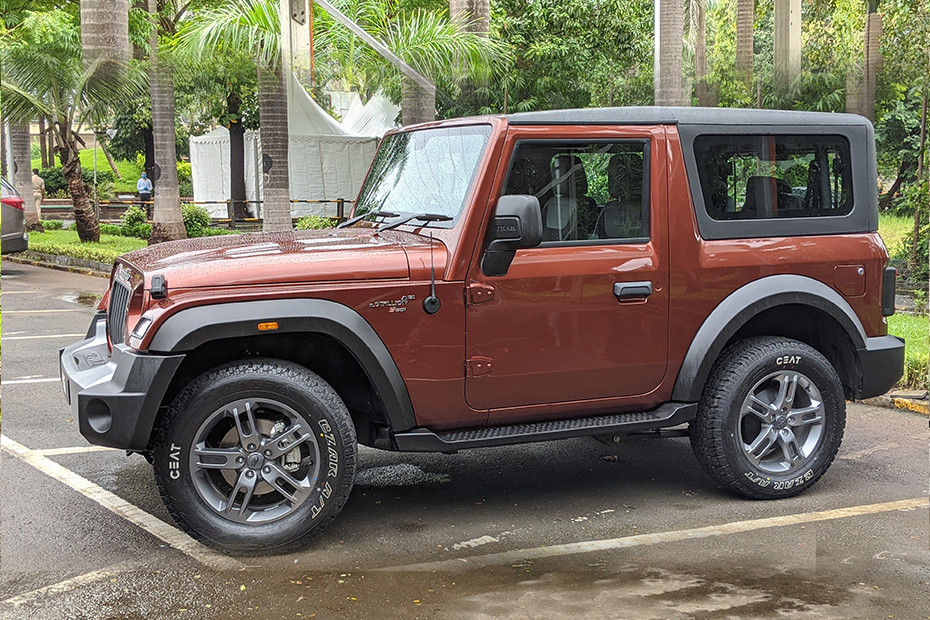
1,177,28,254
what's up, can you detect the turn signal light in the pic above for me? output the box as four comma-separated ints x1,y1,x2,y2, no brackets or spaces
257,321,279,331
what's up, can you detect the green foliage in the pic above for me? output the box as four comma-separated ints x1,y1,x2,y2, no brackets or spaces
887,313,930,390
118,205,153,239
182,203,213,237
39,219,64,230
295,215,337,230
878,213,913,255
35,167,115,195
28,229,147,263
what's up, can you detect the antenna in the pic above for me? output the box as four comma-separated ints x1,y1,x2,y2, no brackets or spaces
422,231,441,315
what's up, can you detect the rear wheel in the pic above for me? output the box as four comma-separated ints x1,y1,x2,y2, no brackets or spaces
690,337,846,499
152,359,357,552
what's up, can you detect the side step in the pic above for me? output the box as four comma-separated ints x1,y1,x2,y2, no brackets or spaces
392,402,697,452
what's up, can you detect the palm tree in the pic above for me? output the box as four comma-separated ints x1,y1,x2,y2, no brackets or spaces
450,0,489,34
1,10,143,242
693,0,712,106
9,121,43,232
863,0,882,122
655,0,685,106
147,0,186,243
313,0,500,124
736,0,754,82
179,0,292,231
80,0,131,82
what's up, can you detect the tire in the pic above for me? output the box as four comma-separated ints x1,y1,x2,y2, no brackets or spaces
689,336,846,499
151,359,357,553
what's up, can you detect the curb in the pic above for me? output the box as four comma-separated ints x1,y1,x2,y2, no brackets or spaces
862,394,929,416
3,253,110,278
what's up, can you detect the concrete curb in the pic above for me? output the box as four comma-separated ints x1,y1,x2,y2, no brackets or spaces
862,394,929,416
3,252,110,278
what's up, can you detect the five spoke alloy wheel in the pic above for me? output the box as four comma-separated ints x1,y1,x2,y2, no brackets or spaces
190,398,320,524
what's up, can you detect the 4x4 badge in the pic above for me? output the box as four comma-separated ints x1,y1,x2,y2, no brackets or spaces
369,294,416,313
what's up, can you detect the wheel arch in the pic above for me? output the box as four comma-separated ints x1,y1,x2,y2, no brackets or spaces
148,299,416,442
672,275,867,402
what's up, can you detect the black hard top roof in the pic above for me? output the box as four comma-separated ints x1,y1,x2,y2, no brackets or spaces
506,106,871,127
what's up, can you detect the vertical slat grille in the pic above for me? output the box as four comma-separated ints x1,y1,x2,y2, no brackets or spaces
107,278,131,345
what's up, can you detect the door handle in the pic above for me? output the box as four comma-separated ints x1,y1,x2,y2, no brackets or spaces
613,281,653,301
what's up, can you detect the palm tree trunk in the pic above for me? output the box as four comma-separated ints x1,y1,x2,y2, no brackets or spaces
654,0,685,106
80,0,130,81
449,0,489,34
694,0,711,106
736,0,754,82
147,1,186,244
10,121,43,232
96,134,122,178
863,2,882,122
401,76,437,125
38,117,49,168
57,124,100,243
257,62,292,231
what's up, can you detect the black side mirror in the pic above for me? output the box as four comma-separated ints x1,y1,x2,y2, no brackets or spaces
481,194,542,277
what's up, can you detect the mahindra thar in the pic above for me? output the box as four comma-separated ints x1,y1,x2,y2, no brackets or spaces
61,107,904,552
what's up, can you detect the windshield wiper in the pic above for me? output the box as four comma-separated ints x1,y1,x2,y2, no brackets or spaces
336,209,400,229
377,212,453,233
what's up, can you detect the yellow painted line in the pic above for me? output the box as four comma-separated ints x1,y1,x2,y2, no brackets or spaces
892,397,929,416
377,497,929,572
33,446,118,456
1,565,131,608
0,434,242,571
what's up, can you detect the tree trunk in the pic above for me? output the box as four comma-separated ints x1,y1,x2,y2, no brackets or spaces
147,0,187,244
228,97,248,226
257,63,292,232
863,3,882,122
774,0,801,93
736,0,754,82
57,126,99,243
96,134,122,178
38,117,49,168
143,125,155,176
879,159,914,212
10,121,43,233
46,117,57,166
654,0,685,106
0,114,7,180
694,0,711,106
908,93,927,272
401,75,437,125
80,0,130,82
449,0,489,34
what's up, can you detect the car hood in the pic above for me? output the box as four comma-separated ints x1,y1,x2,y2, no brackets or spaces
118,228,428,289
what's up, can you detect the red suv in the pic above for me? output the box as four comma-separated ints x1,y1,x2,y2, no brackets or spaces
61,107,904,552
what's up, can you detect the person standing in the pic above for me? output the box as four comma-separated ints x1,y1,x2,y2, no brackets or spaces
31,168,45,220
137,171,153,217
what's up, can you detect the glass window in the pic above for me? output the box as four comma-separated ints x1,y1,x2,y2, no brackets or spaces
503,142,649,243
352,124,492,225
693,135,853,221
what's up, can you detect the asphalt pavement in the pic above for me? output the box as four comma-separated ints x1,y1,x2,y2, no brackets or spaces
1,261,928,619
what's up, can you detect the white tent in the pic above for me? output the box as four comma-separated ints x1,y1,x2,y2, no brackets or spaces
189,74,399,218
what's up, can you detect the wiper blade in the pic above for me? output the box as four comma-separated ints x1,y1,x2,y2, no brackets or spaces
336,209,400,229
377,213,453,233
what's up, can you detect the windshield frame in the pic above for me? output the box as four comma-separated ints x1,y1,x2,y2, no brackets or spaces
349,122,495,230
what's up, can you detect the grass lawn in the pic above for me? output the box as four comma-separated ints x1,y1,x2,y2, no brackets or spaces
28,229,146,264
887,313,929,390
878,213,912,256
33,147,142,194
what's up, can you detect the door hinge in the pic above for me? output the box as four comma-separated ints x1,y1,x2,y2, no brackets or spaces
466,282,495,305
466,356,493,377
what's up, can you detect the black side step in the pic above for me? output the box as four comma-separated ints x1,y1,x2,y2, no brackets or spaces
392,402,697,452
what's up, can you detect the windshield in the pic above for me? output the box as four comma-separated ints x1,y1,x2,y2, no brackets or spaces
351,124,492,226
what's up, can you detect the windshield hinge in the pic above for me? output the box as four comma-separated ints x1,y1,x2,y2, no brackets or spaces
465,282,495,306
466,356,493,377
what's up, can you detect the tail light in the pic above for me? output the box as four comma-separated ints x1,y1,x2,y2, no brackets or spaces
1,196,24,211
882,267,896,317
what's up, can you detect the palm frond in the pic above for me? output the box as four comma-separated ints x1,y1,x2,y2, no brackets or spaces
177,0,281,68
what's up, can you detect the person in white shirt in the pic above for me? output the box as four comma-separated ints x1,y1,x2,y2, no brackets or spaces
137,172,153,215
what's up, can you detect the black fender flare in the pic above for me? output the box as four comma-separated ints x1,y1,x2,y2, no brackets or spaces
671,274,867,402
148,298,417,432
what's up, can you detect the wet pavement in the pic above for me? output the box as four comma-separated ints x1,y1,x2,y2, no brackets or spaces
1,262,928,618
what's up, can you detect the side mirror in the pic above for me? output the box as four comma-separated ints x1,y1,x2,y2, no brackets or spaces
481,194,542,277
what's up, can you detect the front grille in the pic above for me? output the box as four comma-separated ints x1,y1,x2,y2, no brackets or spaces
107,277,132,345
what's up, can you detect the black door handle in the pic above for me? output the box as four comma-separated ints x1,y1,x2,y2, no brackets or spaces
613,281,653,301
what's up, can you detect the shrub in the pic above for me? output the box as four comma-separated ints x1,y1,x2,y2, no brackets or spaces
40,219,63,230
182,203,213,237
892,180,929,284
119,205,152,239
295,215,336,230
37,167,115,195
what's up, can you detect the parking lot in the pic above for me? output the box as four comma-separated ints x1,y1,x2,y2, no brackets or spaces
1,261,928,619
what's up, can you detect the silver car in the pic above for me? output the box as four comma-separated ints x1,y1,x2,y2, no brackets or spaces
1,177,28,254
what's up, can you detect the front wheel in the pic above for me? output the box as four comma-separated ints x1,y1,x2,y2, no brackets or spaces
151,359,357,553
690,337,846,499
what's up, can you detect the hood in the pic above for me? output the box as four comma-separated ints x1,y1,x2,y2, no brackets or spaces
119,228,428,290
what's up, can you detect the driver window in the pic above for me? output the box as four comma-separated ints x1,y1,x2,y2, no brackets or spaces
503,142,649,243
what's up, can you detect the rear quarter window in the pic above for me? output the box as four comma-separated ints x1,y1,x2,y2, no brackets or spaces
693,134,853,221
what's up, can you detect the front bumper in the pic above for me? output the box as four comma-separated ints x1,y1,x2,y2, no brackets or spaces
857,335,906,400
61,316,184,450
1,232,28,255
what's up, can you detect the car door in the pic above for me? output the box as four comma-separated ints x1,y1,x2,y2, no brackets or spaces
464,126,669,413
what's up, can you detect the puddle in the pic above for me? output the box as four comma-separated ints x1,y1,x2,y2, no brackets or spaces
58,293,101,306
354,463,450,487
